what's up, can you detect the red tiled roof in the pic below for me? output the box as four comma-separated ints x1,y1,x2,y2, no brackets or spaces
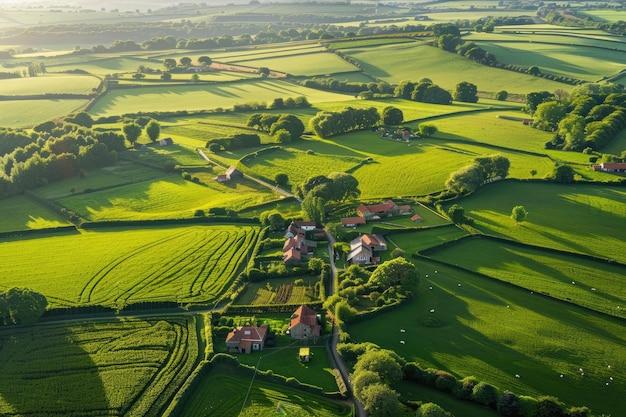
411,214,423,222
601,163,626,169
341,217,366,226
225,325,268,344
290,305,318,328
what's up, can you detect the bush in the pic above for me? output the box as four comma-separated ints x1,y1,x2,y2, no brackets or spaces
193,209,205,217
472,381,498,408
434,371,457,392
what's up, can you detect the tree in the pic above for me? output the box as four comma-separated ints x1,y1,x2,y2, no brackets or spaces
163,58,177,70
122,123,142,145
258,67,270,77
382,106,403,125
269,114,305,141
532,101,566,131
558,114,585,151
65,112,93,128
1,287,47,325
419,124,438,137
354,349,403,384
528,65,541,76
369,257,419,290
526,91,554,113
273,129,292,144
179,56,192,67
328,172,360,201
301,194,325,225
145,120,161,142
198,55,212,66
536,396,567,417
497,391,521,417
553,164,575,183
352,370,381,401
416,402,454,417
190,73,199,84
511,206,528,225
448,204,466,224
360,383,400,417
438,34,461,52
445,164,483,194
454,81,478,103
308,258,325,275
267,212,285,231
160,72,172,81
472,381,498,408
495,90,508,101
274,173,288,186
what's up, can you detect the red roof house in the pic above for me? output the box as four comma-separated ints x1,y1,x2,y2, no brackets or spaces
289,305,320,340
341,216,366,227
225,324,268,354
592,163,626,173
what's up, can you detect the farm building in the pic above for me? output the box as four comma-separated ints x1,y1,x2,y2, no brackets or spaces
347,234,387,265
294,220,316,231
282,231,316,265
226,166,243,180
411,214,423,222
289,305,321,340
592,163,626,173
159,137,174,146
356,200,412,220
225,324,268,354
341,217,366,227
215,174,228,183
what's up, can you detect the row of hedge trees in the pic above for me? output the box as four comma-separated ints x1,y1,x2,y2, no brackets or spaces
301,77,394,96
309,107,380,138
445,155,510,195
206,133,261,152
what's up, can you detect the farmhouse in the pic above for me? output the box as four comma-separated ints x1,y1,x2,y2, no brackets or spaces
347,234,387,265
289,305,321,340
225,324,268,354
159,137,174,146
410,214,423,222
592,162,626,173
341,216,366,228
282,223,317,265
356,200,412,220
226,166,243,180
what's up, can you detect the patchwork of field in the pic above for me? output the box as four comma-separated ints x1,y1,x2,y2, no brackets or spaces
339,42,568,93
233,276,321,305
349,258,626,417
0,317,198,416
177,369,351,417
0,225,258,307
87,79,353,117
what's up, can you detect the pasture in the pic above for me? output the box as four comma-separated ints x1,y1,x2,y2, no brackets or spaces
0,99,88,128
386,225,468,254
57,174,279,220
178,369,352,417
0,316,198,416
0,74,100,95
87,79,353,117
0,194,71,232
448,181,626,264
0,225,258,307
348,259,626,417
229,51,359,76
339,42,568,93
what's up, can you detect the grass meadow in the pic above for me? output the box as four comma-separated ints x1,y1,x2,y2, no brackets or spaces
229,51,359,76
178,369,352,417
0,74,100,95
0,225,258,307
0,194,71,232
0,99,89,127
348,258,626,417
386,225,468,254
339,42,567,93
449,181,626,264
0,316,198,416
57,174,279,220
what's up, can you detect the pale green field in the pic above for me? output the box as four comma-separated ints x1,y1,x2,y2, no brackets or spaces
578,10,626,22
230,51,359,76
57,174,280,221
87,79,354,117
211,43,326,61
48,56,161,75
115,71,258,83
0,225,258,306
341,42,569,93
0,195,71,232
0,75,100,95
0,99,88,127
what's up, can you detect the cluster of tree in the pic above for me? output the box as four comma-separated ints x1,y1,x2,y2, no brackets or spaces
122,118,161,145
382,106,404,125
403,360,592,417
297,172,361,223
394,79,452,105
206,133,261,152
529,83,626,151
309,107,380,138
0,120,124,198
246,113,305,143
0,287,47,325
445,155,510,195
266,96,311,110
301,77,393,96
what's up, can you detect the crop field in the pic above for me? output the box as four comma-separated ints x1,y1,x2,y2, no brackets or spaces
427,236,626,317
348,258,626,417
87,79,353,117
341,42,568,93
449,181,626,264
178,369,351,417
0,99,88,127
0,316,198,416
0,195,71,232
211,44,327,61
0,75,100,95
234,276,321,305
0,225,258,307
57,174,279,220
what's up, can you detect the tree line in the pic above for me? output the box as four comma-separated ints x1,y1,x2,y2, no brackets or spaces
309,107,380,138
0,288,47,326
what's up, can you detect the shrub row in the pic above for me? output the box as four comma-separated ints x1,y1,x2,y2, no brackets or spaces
225,302,323,315
80,216,259,229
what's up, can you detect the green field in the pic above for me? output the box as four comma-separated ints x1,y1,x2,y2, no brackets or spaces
0,225,258,307
340,42,568,94
234,276,321,305
0,74,100,95
0,316,198,416
348,259,626,417
230,51,359,76
0,194,71,232
87,79,354,117
0,99,89,127
449,181,626,264
178,369,351,417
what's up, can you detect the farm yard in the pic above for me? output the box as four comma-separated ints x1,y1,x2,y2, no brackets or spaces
1,1,626,417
